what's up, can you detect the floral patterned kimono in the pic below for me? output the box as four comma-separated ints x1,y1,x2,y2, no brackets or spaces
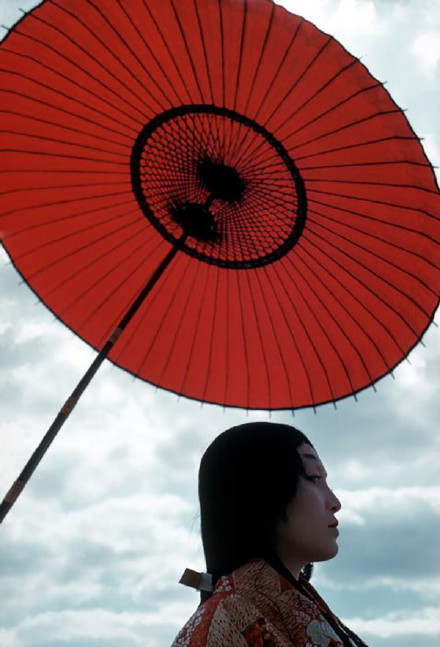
171,559,357,647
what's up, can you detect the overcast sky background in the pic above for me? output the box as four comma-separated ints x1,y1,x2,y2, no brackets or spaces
0,1,439,646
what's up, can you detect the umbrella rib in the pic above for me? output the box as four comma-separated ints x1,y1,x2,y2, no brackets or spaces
275,256,340,403
81,0,171,111
42,210,144,300
199,264,222,403
26,3,165,113
108,240,183,365
129,252,196,379
116,0,187,106
0,88,134,140
227,119,261,170
0,109,130,151
239,200,296,253
0,187,129,223
152,110,207,161
299,237,408,358
140,0,198,104
239,85,384,171
308,204,439,270
306,177,439,195
93,240,171,349
232,0,248,113
0,69,142,134
0,147,126,168
290,249,390,379
0,130,128,159
262,35,333,129
5,196,135,239
306,213,439,298
23,216,144,284
0,179,127,198
245,181,298,211
310,195,440,246
237,143,293,182
294,135,415,162
242,8,299,118
243,3,275,114
14,207,135,264
241,267,273,409
261,263,316,405
232,203,256,407
108,244,186,365
169,0,205,103
259,257,326,405
177,262,213,396
56,226,160,322
309,186,440,221
276,81,382,141
307,220,435,315
142,131,201,188
0,167,122,176
74,236,171,337
234,272,252,411
186,112,218,165
305,228,426,335
218,0,226,108
274,57,359,128
287,109,402,153
193,0,215,104
257,265,299,407
2,31,151,123
303,160,432,171
223,261,232,405
279,255,358,397
192,114,220,161
223,200,266,261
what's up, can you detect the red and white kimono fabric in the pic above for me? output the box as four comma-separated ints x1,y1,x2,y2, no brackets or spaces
172,560,356,646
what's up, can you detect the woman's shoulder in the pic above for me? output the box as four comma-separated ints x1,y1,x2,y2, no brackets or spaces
171,571,281,647
171,559,355,647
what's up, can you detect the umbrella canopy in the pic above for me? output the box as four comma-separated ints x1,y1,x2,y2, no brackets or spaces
1,0,439,410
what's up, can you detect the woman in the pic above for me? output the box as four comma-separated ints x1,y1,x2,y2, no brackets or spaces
172,422,368,646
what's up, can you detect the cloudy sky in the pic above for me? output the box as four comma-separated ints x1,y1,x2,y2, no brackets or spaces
1,1,439,646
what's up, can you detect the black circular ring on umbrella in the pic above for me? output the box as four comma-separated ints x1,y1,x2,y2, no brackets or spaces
131,104,307,269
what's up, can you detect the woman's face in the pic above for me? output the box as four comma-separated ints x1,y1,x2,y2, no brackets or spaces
274,443,342,577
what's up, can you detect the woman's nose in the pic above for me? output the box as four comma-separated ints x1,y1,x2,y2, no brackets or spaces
329,488,342,512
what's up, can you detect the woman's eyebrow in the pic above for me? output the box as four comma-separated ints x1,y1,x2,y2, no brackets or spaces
301,454,328,476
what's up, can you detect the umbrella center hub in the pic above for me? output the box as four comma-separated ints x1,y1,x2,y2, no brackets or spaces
171,202,217,242
198,159,245,202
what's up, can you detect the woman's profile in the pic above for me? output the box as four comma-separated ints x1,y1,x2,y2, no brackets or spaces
172,422,368,646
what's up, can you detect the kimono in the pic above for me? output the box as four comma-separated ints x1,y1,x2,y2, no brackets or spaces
171,559,357,647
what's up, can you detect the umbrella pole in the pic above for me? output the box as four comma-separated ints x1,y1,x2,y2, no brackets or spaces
0,242,183,524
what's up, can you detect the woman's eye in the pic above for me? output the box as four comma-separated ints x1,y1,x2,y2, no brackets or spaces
305,475,322,482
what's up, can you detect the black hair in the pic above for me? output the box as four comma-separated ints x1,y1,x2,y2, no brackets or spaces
199,421,312,600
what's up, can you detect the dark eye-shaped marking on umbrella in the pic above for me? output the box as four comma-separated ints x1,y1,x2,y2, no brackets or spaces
131,104,307,269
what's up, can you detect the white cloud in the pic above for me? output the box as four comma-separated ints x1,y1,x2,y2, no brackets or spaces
412,32,440,79
347,606,440,638
338,486,440,517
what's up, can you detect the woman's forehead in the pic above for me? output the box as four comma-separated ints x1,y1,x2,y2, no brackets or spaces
298,443,327,475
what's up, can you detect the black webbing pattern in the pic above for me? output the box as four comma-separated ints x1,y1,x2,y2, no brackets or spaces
131,105,307,269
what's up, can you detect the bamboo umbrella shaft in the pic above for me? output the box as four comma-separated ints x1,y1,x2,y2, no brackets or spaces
0,241,183,524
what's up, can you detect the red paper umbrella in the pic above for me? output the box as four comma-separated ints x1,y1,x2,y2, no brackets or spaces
1,0,439,518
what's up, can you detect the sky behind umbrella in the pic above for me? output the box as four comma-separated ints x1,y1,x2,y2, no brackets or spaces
0,1,439,646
